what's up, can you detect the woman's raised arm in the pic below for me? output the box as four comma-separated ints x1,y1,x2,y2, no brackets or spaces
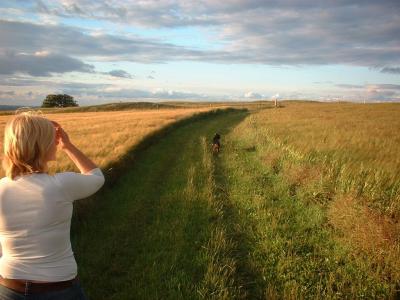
52,121,98,174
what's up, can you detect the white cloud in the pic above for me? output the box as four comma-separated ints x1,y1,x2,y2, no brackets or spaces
244,91,263,99
3,0,400,67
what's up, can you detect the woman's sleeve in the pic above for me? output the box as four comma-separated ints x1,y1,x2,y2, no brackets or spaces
55,168,105,201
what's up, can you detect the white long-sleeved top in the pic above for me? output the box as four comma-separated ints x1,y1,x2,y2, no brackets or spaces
0,168,105,281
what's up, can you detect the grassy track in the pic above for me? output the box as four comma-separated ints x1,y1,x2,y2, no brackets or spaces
215,109,399,299
72,106,398,299
71,109,249,299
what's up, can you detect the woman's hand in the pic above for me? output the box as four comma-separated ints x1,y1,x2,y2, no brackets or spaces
51,120,97,174
51,121,72,150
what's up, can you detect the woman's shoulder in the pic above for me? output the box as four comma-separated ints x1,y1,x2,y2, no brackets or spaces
52,168,103,184
54,168,102,177
0,176,12,184
0,176,15,185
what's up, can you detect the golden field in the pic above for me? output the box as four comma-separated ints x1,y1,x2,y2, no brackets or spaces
0,108,210,178
244,102,400,215
229,102,400,296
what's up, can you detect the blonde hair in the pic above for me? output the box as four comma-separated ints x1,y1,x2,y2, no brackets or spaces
2,112,55,180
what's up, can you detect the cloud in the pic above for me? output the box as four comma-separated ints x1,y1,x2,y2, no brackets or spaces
336,83,400,90
153,88,208,99
364,89,399,101
0,91,15,96
85,87,209,100
373,84,400,90
0,76,51,86
0,50,94,76
20,0,400,68
1,1,400,105
55,82,112,96
243,91,263,99
271,93,280,99
0,76,211,100
380,66,400,74
334,82,400,101
335,84,364,89
3,0,400,68
0,19,226,64
104,69,133,79
32,0,219,27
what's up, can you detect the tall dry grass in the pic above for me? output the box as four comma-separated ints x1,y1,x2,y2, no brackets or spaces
0,108,209,178
249,102,400,216
231,102,400,297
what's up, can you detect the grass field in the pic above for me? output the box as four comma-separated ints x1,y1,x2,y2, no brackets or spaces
218,102,400,298
68,102,399,299
0,107,210,177
249,102,400,217
1,101,399,298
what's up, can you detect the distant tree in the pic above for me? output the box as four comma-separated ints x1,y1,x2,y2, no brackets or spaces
41,94,78,108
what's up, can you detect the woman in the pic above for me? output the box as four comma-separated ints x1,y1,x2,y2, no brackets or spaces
0,112,105,299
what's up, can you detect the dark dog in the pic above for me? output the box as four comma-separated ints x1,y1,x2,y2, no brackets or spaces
212,133,221,153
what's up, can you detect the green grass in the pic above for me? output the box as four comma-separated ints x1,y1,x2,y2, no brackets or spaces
217,119,395,299
71,105,399,299
72,108,249,299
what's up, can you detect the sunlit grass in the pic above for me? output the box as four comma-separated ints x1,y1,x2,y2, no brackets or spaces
71,109,248,299
0,108,210,177
224,101,400,297
246,102,400,216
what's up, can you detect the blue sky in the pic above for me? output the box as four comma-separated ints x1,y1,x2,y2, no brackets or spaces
0,0,399,105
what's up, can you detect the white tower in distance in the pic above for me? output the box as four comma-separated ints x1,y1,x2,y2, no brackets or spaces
273,93,279,107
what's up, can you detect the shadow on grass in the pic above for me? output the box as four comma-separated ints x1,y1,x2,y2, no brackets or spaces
211,147,266,299
103,108,247,187
71,108,251,299
72,108,246,222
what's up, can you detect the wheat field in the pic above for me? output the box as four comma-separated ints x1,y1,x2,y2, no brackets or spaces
244,102,400,216
0,108,210,178
226,102,400,297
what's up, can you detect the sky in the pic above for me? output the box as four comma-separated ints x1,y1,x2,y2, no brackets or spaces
0,0,399,106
